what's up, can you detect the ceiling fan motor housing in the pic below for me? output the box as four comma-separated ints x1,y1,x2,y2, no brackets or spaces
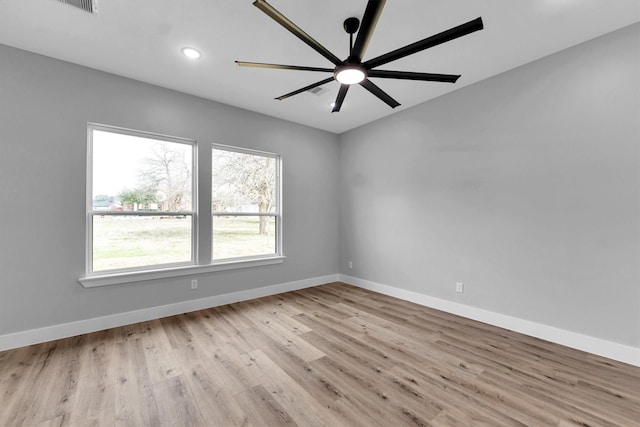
343,17,360,34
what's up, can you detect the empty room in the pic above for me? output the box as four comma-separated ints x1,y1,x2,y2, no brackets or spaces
0,0,639,425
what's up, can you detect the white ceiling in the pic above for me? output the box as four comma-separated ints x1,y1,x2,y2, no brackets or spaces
1,0,638,134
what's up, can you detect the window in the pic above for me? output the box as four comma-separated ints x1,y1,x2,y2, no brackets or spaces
212,145,281,261
83,124,284,286
87,124,196,274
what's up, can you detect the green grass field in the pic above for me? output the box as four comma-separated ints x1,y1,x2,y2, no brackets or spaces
92,215,275,272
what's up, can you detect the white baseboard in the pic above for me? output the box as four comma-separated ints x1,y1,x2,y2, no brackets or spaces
5,273,638,367
339,274,640,367
0,274,339,352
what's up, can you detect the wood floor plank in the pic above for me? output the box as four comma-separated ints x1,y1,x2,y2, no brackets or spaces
14,336,83,426
182,363,250,426
244,298,313,334
478,367,622,426
243,349,343,426
179,310,229,353
1,282,638,426
114,338,161,427
209,344,262,395
339,304,485,377
0,344,54,426
387,362,531,426
34,414,69,426
288,290,358,320
137,318,182,386
239,326,344,408
261,294,305,317
148,375,207,426
67,329,116,426
112,320,152,344
309,365,402,426
204,307,257,353
236,305,325,363
233,384,297,426
326,396,383,427
310,354,438,426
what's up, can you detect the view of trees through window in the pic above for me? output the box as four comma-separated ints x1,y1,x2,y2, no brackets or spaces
212,147,279,260
88,126,281,274
90,128,194,272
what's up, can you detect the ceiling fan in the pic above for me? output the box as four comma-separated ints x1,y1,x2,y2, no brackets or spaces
236,0,483,112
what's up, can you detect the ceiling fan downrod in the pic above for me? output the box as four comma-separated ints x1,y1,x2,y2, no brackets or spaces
344,17,360,56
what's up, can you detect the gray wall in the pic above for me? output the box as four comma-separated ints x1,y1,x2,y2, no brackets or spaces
339,24,640,347
1,24,638,349
0,44,340,336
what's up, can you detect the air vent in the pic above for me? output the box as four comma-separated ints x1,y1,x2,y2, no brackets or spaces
308,86,327,95
56,0,98,14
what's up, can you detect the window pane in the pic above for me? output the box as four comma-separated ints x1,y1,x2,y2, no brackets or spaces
92,215,192,272
89,126,196,274
93,130,192,213
212,149,276,214
212,216,276,260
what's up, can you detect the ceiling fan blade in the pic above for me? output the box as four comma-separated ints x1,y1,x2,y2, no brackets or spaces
331,85,350,113
351,0,386,61
359,79,400,109
235,61,334,73
275,77,335,101
368,69,460,83
365,17,484,69
253,0,342,66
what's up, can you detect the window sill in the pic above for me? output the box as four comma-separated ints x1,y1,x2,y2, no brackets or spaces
79,256,286,288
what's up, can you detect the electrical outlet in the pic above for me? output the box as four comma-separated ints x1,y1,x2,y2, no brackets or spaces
191,279,198,290
456,282,464,293
348,261,353,269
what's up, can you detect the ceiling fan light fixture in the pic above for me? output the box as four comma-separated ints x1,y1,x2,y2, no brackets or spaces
335,64,366,85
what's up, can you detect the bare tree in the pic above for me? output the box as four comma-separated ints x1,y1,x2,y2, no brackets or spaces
212,150,276,235
138,143,191,212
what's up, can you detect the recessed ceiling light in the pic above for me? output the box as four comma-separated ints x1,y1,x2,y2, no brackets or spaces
330,102,336,108
181,47,201,59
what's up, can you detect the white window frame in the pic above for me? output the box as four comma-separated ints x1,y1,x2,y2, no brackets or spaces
84,123,198,276
211,143,283,262
80,125,285,288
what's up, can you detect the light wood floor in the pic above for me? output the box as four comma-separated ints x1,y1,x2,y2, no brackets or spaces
1,282,639,426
